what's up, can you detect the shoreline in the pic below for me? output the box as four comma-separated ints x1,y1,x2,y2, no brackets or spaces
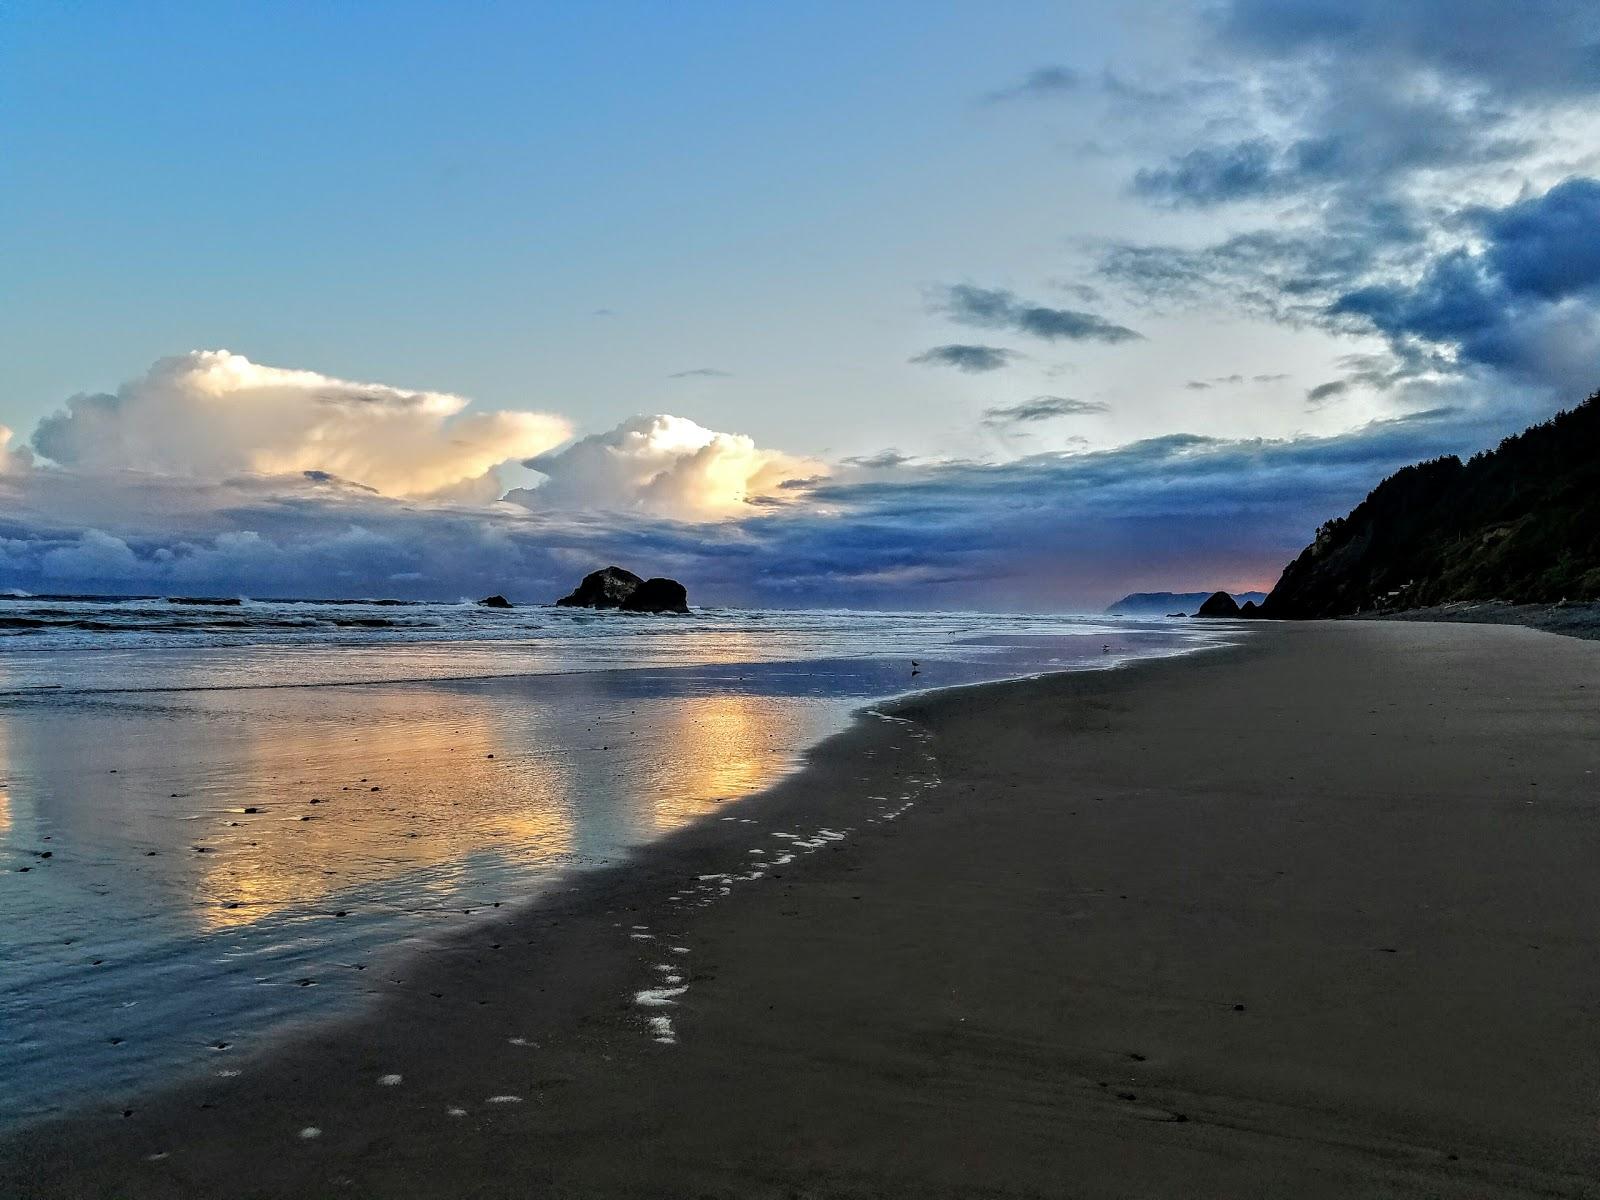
1364,600,1600,642
8,621,1600,1197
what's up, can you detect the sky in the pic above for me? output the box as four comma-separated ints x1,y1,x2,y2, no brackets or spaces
2,0,1599,610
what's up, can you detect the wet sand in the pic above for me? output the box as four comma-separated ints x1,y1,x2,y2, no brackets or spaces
7,620,1600,1198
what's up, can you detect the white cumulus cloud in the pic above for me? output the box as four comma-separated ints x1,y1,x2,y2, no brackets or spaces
31,350,572,502
511,414,825,520
0,425,33,474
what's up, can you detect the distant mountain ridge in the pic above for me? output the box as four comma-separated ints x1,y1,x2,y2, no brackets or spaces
1264,392,1600,617
1105,590,1266,616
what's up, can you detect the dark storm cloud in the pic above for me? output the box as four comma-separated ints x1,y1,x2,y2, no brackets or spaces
939,285,1142,344
1328,177,1600,390
1479,178,1600,300
1216,0,1600,101
1098,0,1600,420
1306,380,1349,404
909,344,1019,373
981,396,1108,425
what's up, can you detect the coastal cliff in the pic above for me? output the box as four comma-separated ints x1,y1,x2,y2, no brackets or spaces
1263,392,1600,618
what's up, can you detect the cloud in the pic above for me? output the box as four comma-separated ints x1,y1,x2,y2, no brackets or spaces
1215,0,1600,102
1133,138,1286,206
939,285,1142,343
909,344,1019,373
1089,0,1600,436
982,396,1109,425
0,354,1554,610
982,65,1081,104
31,351,572,503
667,367,733,379
0,404,1506,609
511,413,824,521
1327,176,1600,392
1306,380,1350,404
0,426,33,474
839,450,914,470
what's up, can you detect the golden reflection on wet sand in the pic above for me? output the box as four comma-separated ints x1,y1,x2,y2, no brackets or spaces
0,721,11,838
191,689,578,930
639,693,800,833
0,673,836,938
180,685,825,930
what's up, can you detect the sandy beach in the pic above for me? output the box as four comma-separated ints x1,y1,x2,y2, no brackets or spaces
7,619,1600,1198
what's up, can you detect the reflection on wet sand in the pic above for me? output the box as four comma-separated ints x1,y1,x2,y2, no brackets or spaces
640,693,800,833
0,678,833,939
1,619,1207,1128
0,668,846,1127
0,723,11,838
189,692,578,931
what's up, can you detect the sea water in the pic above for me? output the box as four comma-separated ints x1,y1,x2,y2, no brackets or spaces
0,597,1227,1125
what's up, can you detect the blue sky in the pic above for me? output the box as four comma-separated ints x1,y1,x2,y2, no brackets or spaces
3,1,1599,608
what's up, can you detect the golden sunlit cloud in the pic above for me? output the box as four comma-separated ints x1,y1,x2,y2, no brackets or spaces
31,350,573,502
513,413,826,520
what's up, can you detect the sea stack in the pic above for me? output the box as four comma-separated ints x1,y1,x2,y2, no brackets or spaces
556,567,690,614
1194,591,1241,617
477,594,513,608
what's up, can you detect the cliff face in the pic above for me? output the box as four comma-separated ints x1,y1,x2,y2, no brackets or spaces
1263,393,1600,618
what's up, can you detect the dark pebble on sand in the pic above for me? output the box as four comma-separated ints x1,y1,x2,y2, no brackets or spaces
296,978,315,987
370,786,380,791
122,1109,133,1118
213,1041,230,1050
145,850,158,856
17,867,30,873
1232,1004,1246,1012
335,910,348,917
244,807,258,813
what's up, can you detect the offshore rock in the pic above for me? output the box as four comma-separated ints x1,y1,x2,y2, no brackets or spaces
556,567,689,613
1195,591,1241,618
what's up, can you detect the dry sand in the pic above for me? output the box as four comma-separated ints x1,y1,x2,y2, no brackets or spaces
6,620,1600,1198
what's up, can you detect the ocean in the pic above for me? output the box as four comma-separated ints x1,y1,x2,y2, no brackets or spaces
0,596,1229,1126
